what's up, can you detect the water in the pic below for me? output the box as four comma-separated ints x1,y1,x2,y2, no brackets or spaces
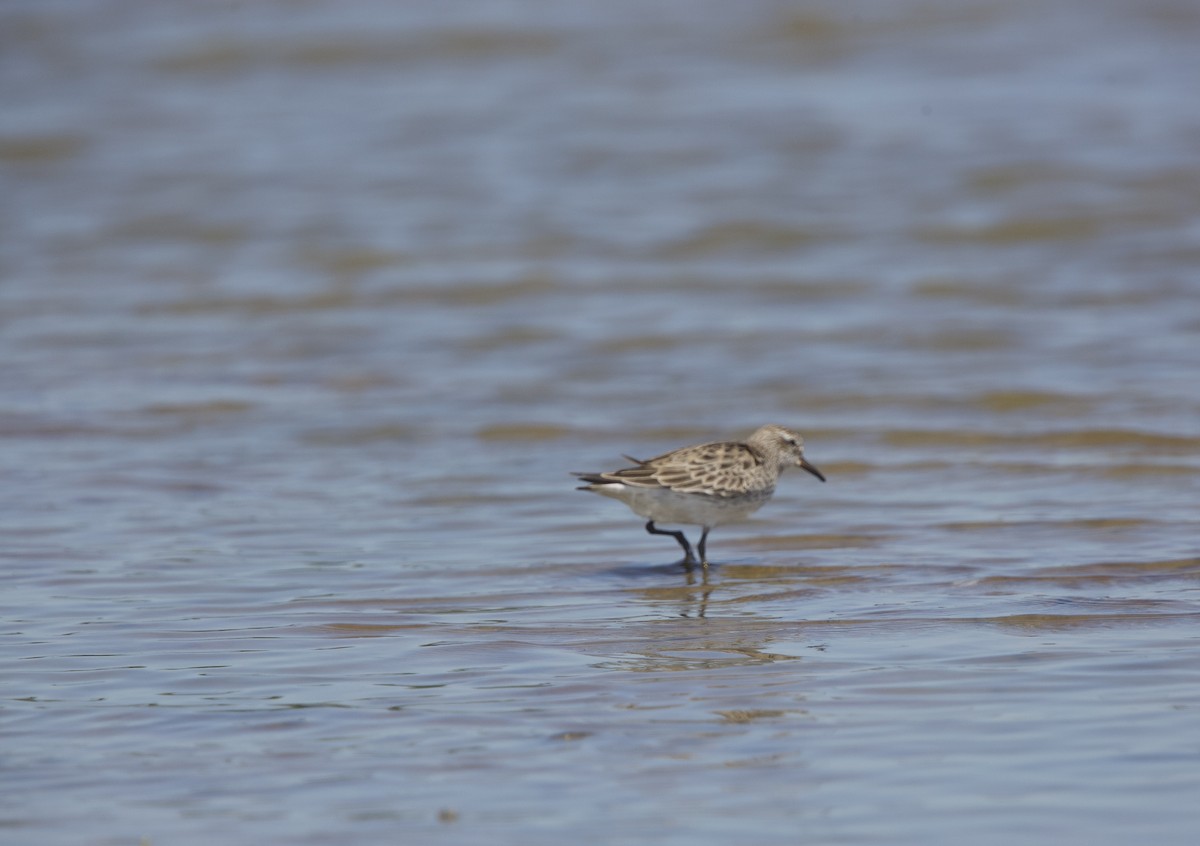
3,1,1199,843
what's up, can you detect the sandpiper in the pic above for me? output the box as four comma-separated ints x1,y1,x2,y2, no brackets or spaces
574,424,826,565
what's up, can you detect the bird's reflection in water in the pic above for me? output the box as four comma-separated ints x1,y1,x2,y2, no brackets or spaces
680,559,713,618
617,559,718,619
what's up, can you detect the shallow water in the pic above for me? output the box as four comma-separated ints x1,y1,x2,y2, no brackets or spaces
3,1,1200,844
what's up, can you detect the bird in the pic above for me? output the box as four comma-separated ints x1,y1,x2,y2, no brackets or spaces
574,424,826,566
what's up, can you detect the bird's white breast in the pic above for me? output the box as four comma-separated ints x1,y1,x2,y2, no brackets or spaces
589,482,772,527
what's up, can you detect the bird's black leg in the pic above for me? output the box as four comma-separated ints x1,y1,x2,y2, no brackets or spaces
697,527,711,566
645,521,695,564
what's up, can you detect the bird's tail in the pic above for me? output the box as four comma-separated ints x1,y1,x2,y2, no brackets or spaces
572,471,607,489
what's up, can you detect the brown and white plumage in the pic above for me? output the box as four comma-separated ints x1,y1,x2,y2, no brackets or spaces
574,424,826,565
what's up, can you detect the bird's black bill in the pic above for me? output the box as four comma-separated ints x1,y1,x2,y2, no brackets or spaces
801,458,826,482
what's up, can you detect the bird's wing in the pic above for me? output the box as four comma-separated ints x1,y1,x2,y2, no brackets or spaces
610,441,763,496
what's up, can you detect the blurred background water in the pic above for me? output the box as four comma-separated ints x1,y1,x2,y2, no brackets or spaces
2,1,1199,844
